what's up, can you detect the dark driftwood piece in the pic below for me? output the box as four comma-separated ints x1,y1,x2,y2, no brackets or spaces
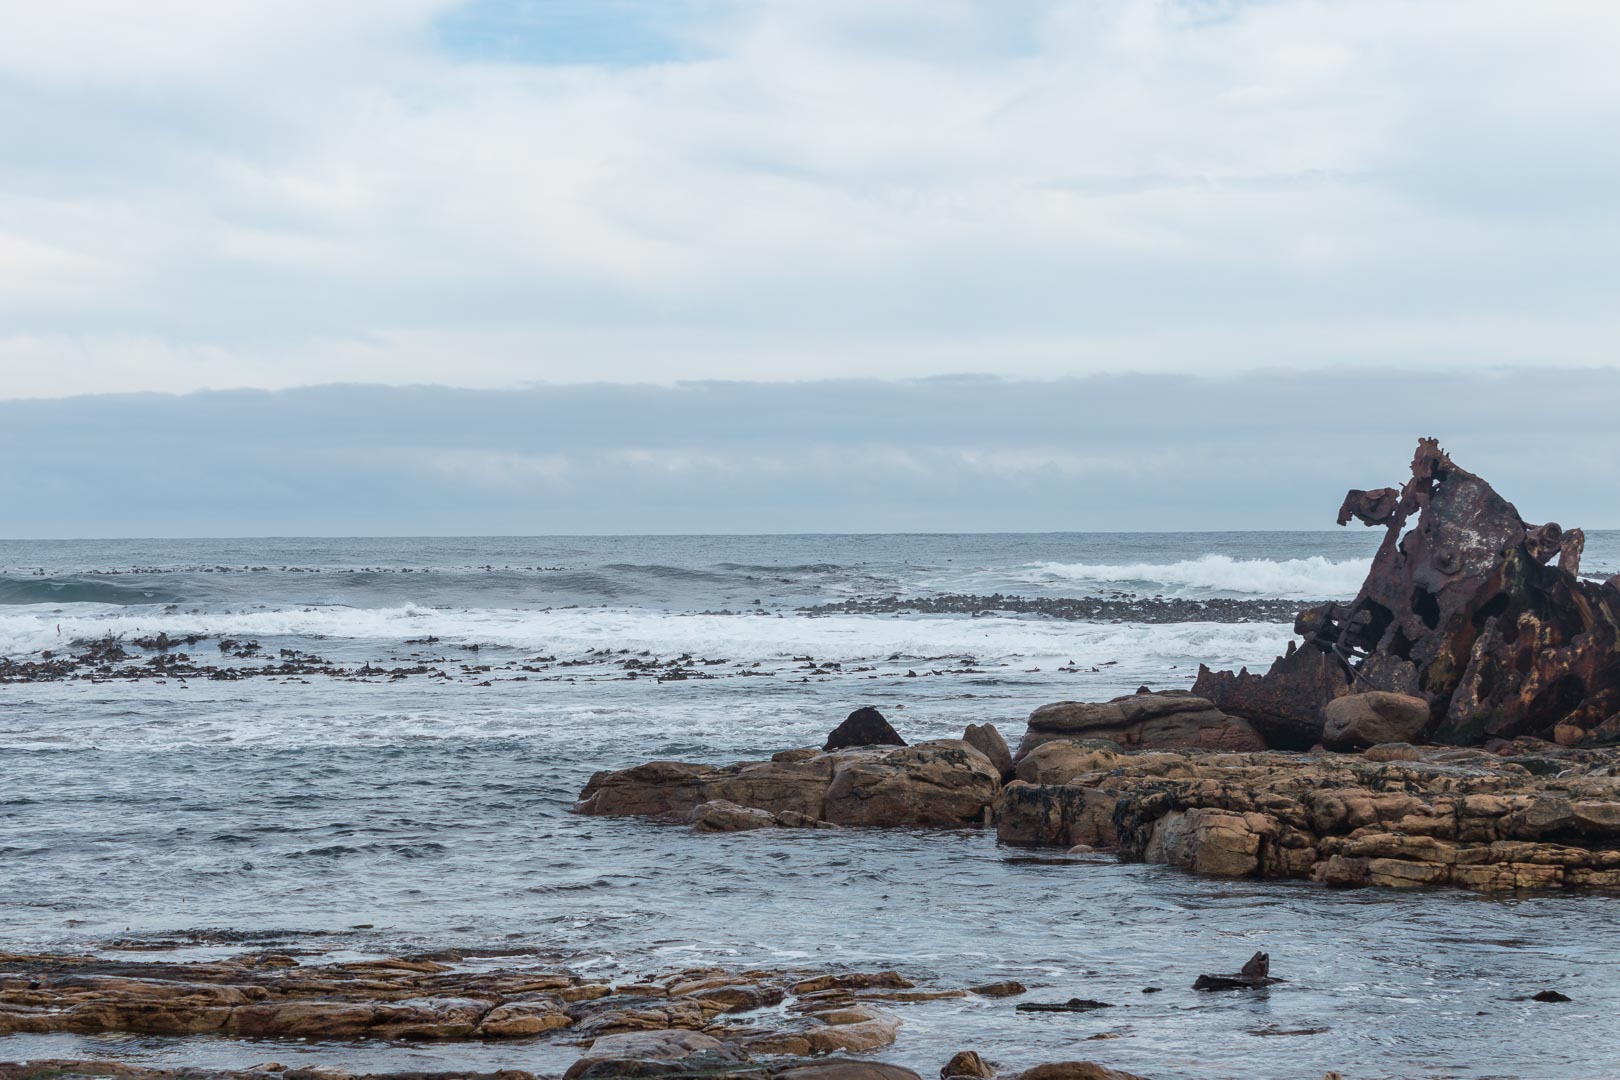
1014,998,1114,1013
1193,951,1283,991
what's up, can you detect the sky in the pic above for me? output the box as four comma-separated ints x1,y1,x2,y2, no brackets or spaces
1,2,1617,533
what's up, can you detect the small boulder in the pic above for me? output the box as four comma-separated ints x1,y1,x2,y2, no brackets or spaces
963,722,1015,781
825,706,906,751
690,800,776,832
564,1029,748,1080
1321,691,1430,750
777,1063,923,1080
941,1050,995,1079
1011,1064,1151,1080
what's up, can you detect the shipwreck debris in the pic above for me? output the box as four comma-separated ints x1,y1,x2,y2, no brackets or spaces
1195,439,1620,747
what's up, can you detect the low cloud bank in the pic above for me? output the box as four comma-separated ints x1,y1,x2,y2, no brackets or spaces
3,370,1616,536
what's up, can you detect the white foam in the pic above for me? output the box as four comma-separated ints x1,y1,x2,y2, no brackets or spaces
0,604,1291,670
1026,554,1367,599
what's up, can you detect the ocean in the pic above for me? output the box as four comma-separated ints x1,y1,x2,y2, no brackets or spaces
3,532,1618,1079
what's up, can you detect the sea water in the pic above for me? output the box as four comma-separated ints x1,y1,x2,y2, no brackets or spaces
2,533,1618,1080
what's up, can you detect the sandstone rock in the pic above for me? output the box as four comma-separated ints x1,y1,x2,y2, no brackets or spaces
1011,1063,1152,1080
479,999,572,1037
1017,692,1264,761
940,1051,995,1079
823,742,1001,828
995,742,1620,893
1013,741,1121,785
579,741,999,830
564,1029,748,1080
790,971,914,994
775,1063,922,1080
691,800,778,832
1321,692,1430,750
963,722,1015,781
825,706,905,751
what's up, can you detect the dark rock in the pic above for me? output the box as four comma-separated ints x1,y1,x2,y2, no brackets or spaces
1531,989,1572,1003
965,980,1026,998
824,707,906,751
1193,951,1282,991
1014,998,1113,1013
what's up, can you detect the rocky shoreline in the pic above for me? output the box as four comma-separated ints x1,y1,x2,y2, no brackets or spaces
576,710,1620,894
0,948,1242,1080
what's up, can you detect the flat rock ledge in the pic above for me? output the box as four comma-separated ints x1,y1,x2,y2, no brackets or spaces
575,739,1003,829
996,742,1620,892
0,953,1180,1080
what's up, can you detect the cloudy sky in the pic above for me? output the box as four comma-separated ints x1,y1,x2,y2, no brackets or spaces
3,1,1617,533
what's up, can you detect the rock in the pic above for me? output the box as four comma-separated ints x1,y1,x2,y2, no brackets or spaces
563,1029,748,1080
1321,692,1431,750
1531,989,1572,1002
1016,692,1265,760
776,1063,922,1080
1144,808,1269,878
825,706,906,751
691,800,778,832
1011,1064,1152,1080
996,741,1620,893
1015,998,1113,1013
965,980,1026,998
822,742,1001,828
479,999,572,1037
579,741,998,830
1013,740,1121,785
1193,951,1282,991
963,722,1015,781
790,971,914,994
1197,439,1620,748
940,1051,995,1079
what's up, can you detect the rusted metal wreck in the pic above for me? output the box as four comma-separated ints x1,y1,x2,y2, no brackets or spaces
1194,438,1620,748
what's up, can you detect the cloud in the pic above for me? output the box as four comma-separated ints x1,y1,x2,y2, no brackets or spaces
1,1,1618,398
2,372,1617,537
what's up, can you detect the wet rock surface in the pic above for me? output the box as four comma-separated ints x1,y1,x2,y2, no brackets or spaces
0,953,1177,1080
1015,691,1265,758
576,740,1002,830
995,740,1620,892
1194,439,1620,748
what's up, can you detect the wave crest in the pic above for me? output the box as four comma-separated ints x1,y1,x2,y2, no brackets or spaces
1028,555,1367,599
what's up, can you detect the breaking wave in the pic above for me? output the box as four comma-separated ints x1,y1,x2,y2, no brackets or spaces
1026,555,1368,599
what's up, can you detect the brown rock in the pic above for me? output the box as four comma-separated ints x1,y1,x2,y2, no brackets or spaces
691,800,778,832
823,742,1001,828
1321,692,1430,750
1018,692,1264,760
963,723,1015,781
1012,1064,1152,1080
941,1051,995,1079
